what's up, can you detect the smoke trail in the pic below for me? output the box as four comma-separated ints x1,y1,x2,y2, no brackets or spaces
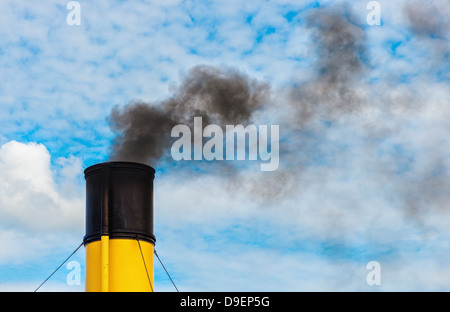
395,0,450,221
107,2,450,219
109,65,270,164
403,0,450,77
404,0,449,38
107,5,372,203
109,103,179,163
282,3,450,225
289,5,368,127
109,5,368,168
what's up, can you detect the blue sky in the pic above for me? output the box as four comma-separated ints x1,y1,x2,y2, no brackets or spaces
0,0,450,291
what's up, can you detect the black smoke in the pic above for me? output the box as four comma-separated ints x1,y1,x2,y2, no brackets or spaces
109,65,270,164
107,2,450,218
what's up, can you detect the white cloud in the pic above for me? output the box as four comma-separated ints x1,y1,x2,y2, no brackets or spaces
0,141,84,267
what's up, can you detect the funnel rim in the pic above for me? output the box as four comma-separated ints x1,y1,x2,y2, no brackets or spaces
84,161,156,177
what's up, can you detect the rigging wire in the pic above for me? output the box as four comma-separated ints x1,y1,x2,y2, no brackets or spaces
34,241,84,292
154,249,179,292
34,238,179,293
136,237,154,292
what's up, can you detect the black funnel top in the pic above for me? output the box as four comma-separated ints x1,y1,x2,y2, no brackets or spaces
83,162,156,245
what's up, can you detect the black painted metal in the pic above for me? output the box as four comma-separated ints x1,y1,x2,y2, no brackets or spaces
83,162,156,245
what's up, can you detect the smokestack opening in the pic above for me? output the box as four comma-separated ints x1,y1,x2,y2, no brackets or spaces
83,161,156,246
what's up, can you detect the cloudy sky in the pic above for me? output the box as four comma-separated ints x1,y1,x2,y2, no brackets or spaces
1,0,450,291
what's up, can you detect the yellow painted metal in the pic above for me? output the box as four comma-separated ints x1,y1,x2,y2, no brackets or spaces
85,240,101,292
101,235,109,292
85,238,154,292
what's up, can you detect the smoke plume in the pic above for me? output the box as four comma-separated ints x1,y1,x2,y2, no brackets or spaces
289,5,368,127
107,3,450,220
109,65,270,164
